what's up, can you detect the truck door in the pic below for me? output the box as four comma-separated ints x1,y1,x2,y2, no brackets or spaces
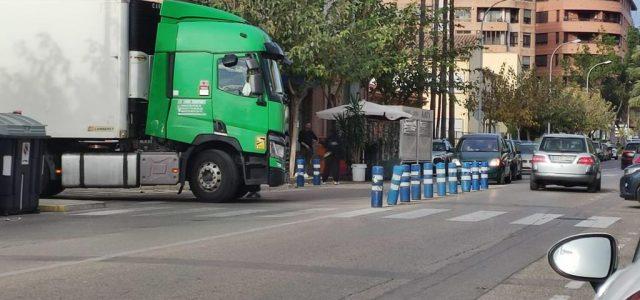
212,53,269,154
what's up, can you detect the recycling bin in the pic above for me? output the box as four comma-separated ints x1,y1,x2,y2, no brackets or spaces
0,113,47,215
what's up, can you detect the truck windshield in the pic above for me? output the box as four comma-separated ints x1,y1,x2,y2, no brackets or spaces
264,58,284,102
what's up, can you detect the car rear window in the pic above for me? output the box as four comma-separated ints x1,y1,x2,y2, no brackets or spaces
540,137,586,153
433,142,446,151
624,143,640,151
519,144,536,154
459,138,499,152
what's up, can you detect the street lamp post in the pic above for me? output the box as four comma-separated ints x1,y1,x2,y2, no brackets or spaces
477,0,507,133
546,39,581,134
586,60,612,94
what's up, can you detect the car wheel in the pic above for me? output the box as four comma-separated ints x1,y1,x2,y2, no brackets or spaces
497,173,504,185
530,179,539,190
587,179,599,193
505,170,512,184
189,149,239,203
596,177,602,192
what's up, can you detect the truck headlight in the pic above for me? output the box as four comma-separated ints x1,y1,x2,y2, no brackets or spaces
268,134,286,160
488,158,501,167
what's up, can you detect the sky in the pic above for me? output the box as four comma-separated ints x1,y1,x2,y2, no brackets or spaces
634,0,640,26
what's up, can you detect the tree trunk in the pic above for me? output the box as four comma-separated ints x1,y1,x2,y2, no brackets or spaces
286,81,311,181
447,0,456,144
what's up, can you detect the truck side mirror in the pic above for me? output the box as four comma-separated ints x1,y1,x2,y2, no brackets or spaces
222,54,238,67
249,73,264,96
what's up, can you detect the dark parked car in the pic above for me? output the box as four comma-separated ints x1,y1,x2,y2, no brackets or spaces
621,141,640,169
620,164,640,202
453,134,512,184
432,139,455,165
507,139,523,180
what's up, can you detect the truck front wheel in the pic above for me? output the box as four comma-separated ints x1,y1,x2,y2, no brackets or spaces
189,149,239,202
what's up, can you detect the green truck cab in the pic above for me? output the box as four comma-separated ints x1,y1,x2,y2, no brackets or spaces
145,1,287,201
1,0,287,203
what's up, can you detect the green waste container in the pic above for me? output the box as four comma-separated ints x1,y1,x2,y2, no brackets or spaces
0,113,47,215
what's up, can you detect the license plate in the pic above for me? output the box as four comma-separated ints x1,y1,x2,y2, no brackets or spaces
549,155,575,163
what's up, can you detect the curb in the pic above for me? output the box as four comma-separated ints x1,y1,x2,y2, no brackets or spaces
38,199,106,213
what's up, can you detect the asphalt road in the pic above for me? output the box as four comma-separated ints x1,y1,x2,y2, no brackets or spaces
0,160,637,300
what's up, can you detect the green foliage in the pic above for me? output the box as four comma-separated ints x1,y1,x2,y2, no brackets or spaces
334,97,367,163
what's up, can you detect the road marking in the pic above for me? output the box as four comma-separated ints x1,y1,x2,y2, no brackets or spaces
564,280,585,289
134,201,167,205
196,209,268,218
549,295,570,300
72,207,168,216
261,208,337,218
575,216,620,229
383,208,450,220
133,207,223,217
511,213,563,226
330,208,391,218
447,210,506,222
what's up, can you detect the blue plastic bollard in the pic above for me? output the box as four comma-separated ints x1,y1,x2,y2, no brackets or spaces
461,162,471,192
448,162,458,194
436,162,447,196
400,164,411,202
471,161,480,191
480,161,489,190
371,166,384,207
423,162,434,199
387,165,403,205
296,158,305,188
312,158,321,186
410,164,422,200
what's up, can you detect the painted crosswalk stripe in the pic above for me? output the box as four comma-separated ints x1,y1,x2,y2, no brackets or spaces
575,216,620,229
330,208,391,218
196,209,268,218
73,207,168,216
565,280,585,289
447,210,506,222
383,208,450,220
511,213,563,226
549,295,570,300
133,207,223,217
261,208,336,218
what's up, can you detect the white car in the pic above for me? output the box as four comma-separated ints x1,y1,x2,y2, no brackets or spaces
548,233,640,299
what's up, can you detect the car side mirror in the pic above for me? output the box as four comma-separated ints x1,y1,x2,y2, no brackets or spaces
222,54,238,67
548,233,618,290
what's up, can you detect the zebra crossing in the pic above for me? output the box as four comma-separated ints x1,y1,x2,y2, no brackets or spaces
66,203,622,229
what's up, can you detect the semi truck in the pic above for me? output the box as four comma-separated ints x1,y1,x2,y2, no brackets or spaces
0,0,288,202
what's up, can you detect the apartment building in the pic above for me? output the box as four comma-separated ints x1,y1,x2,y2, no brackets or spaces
535,0,636,75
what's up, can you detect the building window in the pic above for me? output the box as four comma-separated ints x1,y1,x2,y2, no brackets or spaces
536,33,548,45
455,8,471,21
556,32,560,44
536,11,548,24
535,55,547,67
510,9,519,23
523,33,531,47
556,10,560,22
523,10,532,24
478,9,504,22
483,31,506,45
509,32,519,47
522,56,531,70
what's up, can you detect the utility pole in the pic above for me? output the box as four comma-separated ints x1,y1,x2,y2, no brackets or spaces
418,0,426,107
439,0,448,139
430,0,439,119
447,0,456,144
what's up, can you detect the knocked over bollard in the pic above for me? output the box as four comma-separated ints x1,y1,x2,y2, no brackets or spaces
436,162,446,196
471,161,480,191
296,158,305,188
411,164,421,200
423,162,434,199
448,162,458,195
387,165,403,205
371,166,384,207
461,162,471,192
480,161,489,190
312,158,321,186
400,165,411,202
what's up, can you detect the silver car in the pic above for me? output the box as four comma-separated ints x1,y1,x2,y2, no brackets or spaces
519,142,537,174
530,134,601,192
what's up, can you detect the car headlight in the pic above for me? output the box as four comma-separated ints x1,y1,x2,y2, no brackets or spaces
624,165,640,176
452,158,461,167
488,158,501,167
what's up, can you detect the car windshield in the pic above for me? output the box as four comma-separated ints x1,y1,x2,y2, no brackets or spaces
540,137,586,153
520,144,536,154
264,58,284,101
433,142,446,151
624,143,639,151
459,138,499,152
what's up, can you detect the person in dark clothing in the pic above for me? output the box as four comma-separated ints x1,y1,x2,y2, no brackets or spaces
322,131,344,184
299,123,318,175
